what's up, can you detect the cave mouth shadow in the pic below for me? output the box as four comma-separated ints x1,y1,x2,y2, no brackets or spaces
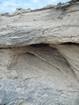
30,43,49,48
62,42,78,45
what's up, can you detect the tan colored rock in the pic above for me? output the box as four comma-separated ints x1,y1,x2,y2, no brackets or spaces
0,2,79,105
0,45,79,105
0,4,79,47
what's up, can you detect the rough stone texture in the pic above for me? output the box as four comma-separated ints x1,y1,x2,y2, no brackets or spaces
0,2,79,47
0,1,79,105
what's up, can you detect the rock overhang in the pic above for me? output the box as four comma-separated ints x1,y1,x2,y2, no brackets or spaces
0,1,79,105
0,0,79,48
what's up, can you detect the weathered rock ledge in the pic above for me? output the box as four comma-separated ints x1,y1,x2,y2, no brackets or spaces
0,1,79,105
0,1,79,47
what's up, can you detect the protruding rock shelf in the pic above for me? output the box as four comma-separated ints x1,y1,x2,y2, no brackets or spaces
0,1,79,47
0,1,79,105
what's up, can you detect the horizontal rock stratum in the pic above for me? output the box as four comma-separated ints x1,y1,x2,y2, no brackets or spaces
0,1,79,105
0,2,79,47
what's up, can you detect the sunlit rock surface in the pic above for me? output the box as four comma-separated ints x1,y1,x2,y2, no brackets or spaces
0,1,79,105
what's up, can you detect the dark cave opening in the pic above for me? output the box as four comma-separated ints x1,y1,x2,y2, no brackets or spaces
63,42,78,45
30,43,49,48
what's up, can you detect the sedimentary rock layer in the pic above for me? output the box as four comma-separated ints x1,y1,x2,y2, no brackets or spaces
0,1,79,105
0,3,79,47
0,44,79,105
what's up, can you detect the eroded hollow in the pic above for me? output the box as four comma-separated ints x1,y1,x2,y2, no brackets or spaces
61,42,79,45
0,43,79,105
31,43,49,47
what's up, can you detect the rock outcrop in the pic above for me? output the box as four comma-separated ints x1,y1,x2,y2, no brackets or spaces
0,1,79,105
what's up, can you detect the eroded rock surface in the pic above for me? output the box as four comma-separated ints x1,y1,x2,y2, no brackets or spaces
0,1,79,47
0,44,79,105
0,1,79,105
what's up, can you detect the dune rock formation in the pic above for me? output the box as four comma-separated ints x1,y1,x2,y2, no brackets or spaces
0,1,79,105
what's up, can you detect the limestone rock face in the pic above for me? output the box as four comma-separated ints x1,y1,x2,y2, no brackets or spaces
0,2,79,105
0,3,79,47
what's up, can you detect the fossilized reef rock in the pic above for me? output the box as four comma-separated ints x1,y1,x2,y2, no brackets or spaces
0,1,79,105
